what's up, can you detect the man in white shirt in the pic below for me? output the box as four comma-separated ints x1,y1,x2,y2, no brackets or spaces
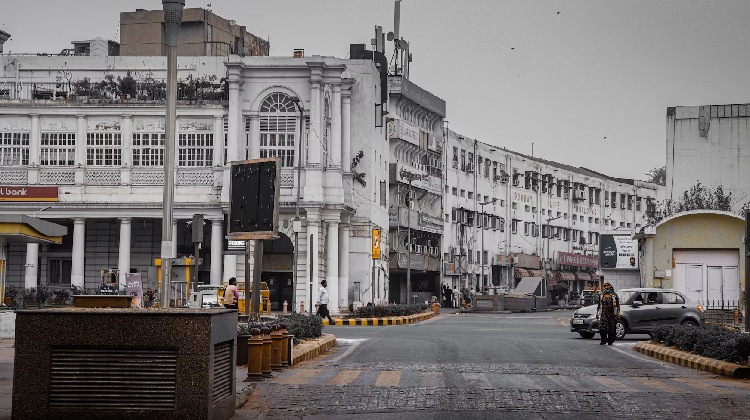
317,280,334,323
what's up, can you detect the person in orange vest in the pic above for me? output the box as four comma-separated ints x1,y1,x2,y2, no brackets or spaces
224,277,239,310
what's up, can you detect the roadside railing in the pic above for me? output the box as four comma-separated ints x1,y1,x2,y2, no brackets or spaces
0,81,228,102
702,300,744,331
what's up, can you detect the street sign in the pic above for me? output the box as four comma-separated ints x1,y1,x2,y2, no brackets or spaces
228,158,280,240
372,228,381,259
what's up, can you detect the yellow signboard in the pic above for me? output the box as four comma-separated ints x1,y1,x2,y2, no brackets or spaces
372,228,381,259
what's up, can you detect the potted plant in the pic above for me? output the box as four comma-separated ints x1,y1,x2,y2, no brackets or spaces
118,71,137,100
72,78,92,100
20,288,37,309
36,287,51,308
52,288,71,306
4,285,18,307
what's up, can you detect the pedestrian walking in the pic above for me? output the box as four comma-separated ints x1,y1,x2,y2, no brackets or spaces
595,282,620,345
446,286,453,308
317,280,334,323
224,277,239,310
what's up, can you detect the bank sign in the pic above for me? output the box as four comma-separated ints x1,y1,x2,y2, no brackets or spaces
599,234,638,270
0,186,59,202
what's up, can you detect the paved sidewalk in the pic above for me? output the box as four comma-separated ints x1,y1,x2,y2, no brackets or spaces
0,339,12,420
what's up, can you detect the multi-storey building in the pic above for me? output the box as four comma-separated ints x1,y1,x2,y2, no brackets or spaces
443,132,663,298
386,77,446,304
0,52,388,313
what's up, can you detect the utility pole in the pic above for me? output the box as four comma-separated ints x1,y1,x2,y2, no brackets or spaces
160,0,184,308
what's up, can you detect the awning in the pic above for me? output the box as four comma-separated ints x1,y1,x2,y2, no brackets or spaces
0,215,67,244
512,276,542,295
555,271,576,282
514,268,528,279
527,269,544,278
575,272,593,281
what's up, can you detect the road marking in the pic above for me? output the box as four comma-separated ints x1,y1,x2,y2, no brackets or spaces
462,372,493,389
375,370,401,387
628,376,684,394
420,371,444,387
326,339,366,364
680,378,741,395
607,342,678,368
589,376,640,392
544,374,582,391
329,369,362,386
275,368,321,385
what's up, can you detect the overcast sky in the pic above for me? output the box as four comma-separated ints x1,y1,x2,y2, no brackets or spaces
4,0,750,180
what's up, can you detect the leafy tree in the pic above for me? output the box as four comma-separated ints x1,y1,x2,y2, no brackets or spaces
645,165,666,185
646,182,735,225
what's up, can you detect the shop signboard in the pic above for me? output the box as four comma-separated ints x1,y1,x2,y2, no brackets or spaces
599,234,638,269
126,273,143,308
0,186,58,202
558,252,598,268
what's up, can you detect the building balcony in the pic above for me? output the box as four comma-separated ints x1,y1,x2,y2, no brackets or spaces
388,207,443,234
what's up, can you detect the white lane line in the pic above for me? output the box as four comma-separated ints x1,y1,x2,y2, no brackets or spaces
607,342,678,369
327,338,366,364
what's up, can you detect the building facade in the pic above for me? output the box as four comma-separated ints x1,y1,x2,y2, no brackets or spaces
442,133,663,300
0,53,387,313
386,77,446,304
667,104,750,212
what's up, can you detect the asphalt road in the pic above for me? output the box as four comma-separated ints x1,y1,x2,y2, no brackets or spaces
235,310,750,419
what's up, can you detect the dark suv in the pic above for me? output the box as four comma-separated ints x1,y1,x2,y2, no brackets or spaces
570,288,704,339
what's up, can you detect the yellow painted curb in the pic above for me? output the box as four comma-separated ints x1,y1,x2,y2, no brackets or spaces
321,311,436,327
291,333,336,365
634,341,749,378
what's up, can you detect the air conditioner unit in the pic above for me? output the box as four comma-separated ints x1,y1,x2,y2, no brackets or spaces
573,191,585,201
563,192,570,199
620,202,626,209
495,174,509,183
466,162,475,173
512,257,519,264
531,184,538,191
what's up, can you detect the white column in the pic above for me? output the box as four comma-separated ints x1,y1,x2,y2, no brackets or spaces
226,77,242,163
121,114,133,167
117,217,132,290
326,220,339,313
330,83,342,168
28,113,40,184
248,114,260,159
71,218,86,289
338,221,350,310
308,68,323,166
223,255,237,281
75,114,86,185
212,115,223,167
306,209,321,312
341,83,352,173
24,243,39,289
210,219,223,285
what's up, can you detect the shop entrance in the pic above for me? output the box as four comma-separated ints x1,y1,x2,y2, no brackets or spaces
261,233,293,311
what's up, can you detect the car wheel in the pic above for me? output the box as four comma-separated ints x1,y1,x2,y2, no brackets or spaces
615,320,627,340
681,319,698,327
579,332,595,339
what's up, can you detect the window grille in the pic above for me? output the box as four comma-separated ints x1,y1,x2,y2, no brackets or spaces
259,93,298,168
178,132,213,167
41,133,76,166
86,132,122,166
0,132,30,166
132,133,165,166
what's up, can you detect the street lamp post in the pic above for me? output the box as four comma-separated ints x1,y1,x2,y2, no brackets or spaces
544,215,562,300
160,0,184,309
478,198,497,293
290,97,304,312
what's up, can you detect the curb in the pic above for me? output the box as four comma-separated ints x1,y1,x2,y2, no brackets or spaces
292,333,336,365
634,341,750,378
322,311,435,326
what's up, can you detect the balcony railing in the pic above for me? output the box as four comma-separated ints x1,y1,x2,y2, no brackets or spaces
0,80,228,103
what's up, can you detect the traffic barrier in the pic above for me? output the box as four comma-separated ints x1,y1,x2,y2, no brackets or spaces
260,327,273,378
279,323,290,368
245,328,264,382
270,324,284,371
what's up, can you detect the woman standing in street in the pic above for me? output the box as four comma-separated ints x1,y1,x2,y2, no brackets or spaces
595,282,620,345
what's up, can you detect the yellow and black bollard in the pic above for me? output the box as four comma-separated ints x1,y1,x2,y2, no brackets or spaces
245,328,264,382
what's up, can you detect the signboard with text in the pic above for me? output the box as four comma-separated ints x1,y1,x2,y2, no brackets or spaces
372,229,381,259
126,273,143,308
558,252,599,268
599,235,638,269
0,186,58,202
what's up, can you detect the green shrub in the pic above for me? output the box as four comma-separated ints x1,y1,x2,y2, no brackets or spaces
650,324,750,364
349,303,430,318
277,313,323,340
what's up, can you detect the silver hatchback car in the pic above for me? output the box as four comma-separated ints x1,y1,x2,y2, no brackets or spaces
570,288,704,340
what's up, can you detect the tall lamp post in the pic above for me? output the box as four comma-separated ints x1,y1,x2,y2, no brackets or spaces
478,198,497,293
290,96,304,312
544,215,562,300
160,0,184,309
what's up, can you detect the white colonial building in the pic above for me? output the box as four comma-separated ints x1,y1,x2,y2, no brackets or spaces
0,53,388,313
442,132,663,299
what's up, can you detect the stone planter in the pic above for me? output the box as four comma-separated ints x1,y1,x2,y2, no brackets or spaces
73,295,131,308
13,308,238,420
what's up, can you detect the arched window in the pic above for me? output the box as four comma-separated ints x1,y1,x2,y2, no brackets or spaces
259,92,297,168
